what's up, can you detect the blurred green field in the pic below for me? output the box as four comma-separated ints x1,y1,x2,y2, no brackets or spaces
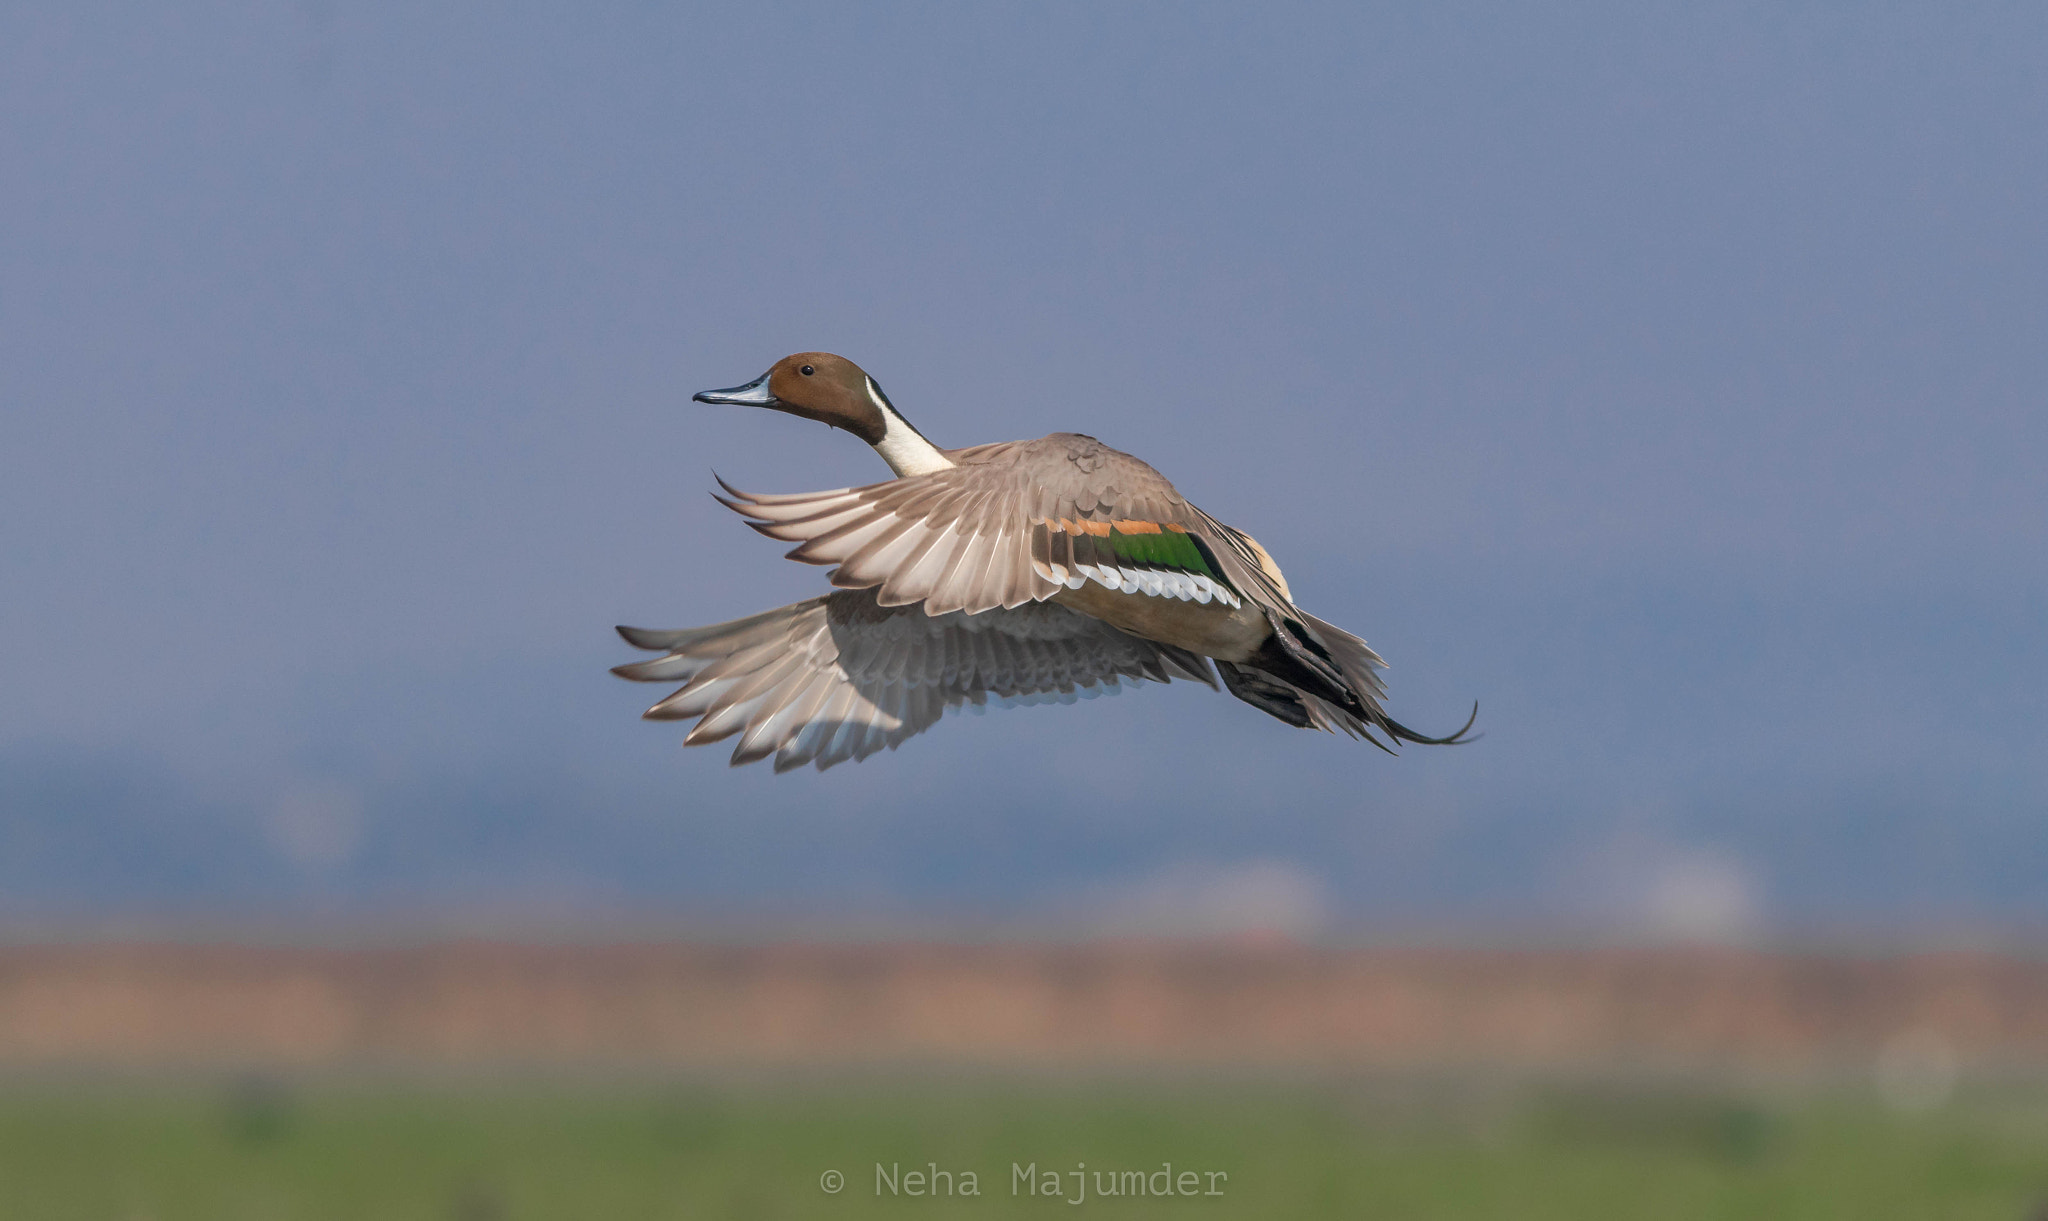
4,1074,2046,1220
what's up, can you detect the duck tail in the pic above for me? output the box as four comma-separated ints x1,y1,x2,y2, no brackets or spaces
1223,610,1479,751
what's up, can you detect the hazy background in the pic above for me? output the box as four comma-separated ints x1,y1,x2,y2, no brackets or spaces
4,2,2043,940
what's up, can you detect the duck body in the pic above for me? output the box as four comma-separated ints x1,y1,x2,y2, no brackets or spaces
614,353,1474,771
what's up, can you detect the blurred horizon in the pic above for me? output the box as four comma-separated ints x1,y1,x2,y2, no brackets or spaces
4,3,2045,940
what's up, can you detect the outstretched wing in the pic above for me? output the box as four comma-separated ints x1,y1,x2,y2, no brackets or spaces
613,588,1217,772
715,435,1245,617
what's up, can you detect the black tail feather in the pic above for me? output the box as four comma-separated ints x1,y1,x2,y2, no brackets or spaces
1383,701,1482,747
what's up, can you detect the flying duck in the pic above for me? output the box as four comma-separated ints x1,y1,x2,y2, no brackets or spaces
614,352,1476,772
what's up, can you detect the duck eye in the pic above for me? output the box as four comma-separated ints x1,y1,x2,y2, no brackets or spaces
799,365,815,376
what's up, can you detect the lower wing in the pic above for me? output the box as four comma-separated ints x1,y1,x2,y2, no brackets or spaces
613,589,1216,772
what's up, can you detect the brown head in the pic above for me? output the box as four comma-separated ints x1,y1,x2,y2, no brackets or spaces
693,352,891,444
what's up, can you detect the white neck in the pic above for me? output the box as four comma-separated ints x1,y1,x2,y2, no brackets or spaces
867,379,955,476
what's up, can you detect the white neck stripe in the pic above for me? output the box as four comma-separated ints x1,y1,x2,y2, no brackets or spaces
867,378,954,477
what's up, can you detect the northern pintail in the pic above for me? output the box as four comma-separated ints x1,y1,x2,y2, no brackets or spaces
614,352,1476,771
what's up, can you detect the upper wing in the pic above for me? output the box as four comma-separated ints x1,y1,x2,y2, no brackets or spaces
613,588,1217,772
716,435,1246,617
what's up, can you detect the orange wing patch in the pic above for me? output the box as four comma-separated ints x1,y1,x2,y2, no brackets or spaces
1049,518,1173,536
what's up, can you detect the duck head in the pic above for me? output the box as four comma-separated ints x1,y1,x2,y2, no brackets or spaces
694,352,892,442
694,352,955,477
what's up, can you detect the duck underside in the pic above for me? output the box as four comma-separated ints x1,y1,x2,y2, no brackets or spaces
1050,580,1270,661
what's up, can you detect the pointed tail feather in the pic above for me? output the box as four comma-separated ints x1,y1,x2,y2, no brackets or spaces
1383,702,1481,746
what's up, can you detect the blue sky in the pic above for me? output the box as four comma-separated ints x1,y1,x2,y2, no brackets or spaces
3,4,2044,936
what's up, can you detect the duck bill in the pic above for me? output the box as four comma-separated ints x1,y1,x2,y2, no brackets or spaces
693,371,782,408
